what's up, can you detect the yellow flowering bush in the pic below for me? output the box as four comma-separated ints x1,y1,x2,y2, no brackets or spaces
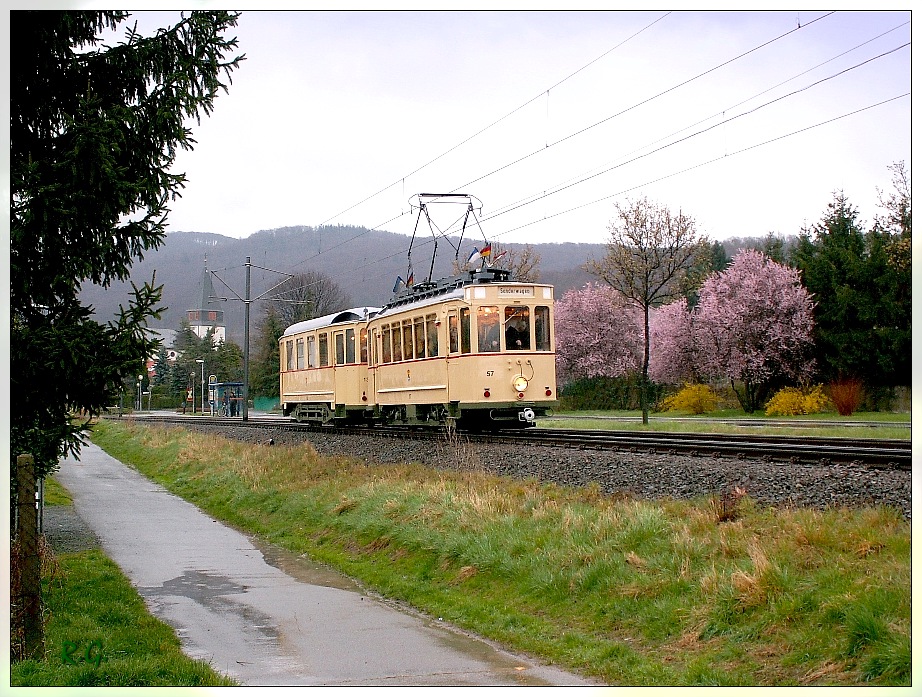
765,385,831,416
660,384,719,415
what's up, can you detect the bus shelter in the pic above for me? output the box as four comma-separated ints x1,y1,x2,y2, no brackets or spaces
213,382,244,417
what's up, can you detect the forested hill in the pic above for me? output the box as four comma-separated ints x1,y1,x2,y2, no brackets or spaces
80,225,604,344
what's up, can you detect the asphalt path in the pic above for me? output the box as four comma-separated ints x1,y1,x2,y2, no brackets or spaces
54,443,597,687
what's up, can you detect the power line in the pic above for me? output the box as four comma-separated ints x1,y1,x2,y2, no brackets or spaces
477,92,910,242
489,21,910,221
289,12,839,275
259,91,907,301
464,42,911,234
446,12,837,195
277,13,905,291
314,11,673,227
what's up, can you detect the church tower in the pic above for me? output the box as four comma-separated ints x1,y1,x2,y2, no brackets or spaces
187,259,226,344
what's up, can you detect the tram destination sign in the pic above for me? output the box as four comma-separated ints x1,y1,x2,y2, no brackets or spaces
498,286,534,298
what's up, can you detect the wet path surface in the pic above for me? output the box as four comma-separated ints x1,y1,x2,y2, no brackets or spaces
54,444,597,686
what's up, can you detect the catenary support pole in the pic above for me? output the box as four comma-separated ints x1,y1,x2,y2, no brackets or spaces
243,256,250,421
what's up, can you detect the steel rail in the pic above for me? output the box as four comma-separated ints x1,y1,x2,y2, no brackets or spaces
118,413,911,470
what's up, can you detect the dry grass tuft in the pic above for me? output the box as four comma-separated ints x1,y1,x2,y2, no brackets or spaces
731,542,775,608
365,536,392,552
237,451,271,489
708,485,749,522
802,660,848,684
451,565,479,585
625,551,647,570
332,498,358,515
855,541,885,558
435,425,483,472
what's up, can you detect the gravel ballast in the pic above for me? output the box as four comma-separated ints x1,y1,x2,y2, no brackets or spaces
176,422,912,520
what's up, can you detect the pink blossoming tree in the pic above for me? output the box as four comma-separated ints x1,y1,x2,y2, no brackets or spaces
649,298,699,385
691,249,816,412
554,283,643,383
585,197,710,422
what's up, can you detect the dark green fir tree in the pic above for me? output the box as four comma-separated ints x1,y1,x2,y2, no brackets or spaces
10,11,244,479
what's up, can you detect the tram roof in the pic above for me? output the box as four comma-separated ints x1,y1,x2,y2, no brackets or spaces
373,267,550,320
374,285,465,319
282,307,382,337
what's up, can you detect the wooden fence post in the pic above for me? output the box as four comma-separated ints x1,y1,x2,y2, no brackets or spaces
15,453,44,661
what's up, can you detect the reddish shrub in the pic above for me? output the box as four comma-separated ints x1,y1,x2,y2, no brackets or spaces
828,379,863,416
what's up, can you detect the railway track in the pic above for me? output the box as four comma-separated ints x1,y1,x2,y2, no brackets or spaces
119,413,912,470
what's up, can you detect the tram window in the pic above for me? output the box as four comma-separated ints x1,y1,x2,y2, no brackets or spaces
307,336,316,368
504,306,530,350
335,332,345,365
319,333,329,367
382,326,392,363
286,340,293,371
296,338,305,369
478,306,500,352
413,317,425,359
460,308,471,354
346,328,356,363
360,328,368,364
392,322,403,362
403,320,413,361
426,314,438,357
448,313,459,354
535,306,551,351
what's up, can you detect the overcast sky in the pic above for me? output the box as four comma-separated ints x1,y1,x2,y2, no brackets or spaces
121,10,910,248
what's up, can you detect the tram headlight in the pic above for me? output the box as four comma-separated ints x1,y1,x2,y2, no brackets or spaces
512,375,529,392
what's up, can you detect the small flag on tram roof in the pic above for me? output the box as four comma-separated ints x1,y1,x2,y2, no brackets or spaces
479,243,492,258
467,247,481,265
393,276,404,293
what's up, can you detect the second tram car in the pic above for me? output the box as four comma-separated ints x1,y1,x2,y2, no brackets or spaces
279,267,558,429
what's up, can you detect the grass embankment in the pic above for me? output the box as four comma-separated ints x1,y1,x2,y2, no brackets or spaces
11,483,237,686
544,410,911,440
89,420,910,686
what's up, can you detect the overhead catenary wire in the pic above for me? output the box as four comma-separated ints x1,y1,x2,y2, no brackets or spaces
285,12,836,275
255,86,906,310
449,41,911,238
445,12,837,196
284,90,910,300
313,11,674,228
274,12,904,294
484,22,911,224
477,92,911,243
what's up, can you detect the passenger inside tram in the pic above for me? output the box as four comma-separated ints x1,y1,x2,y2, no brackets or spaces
504,307,531,350
506,319,529,350
478,306,500,352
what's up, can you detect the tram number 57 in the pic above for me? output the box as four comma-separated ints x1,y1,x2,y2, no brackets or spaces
486,370,494,376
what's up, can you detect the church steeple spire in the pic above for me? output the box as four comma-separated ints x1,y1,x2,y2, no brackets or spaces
200,258,218,309
187,257,226,344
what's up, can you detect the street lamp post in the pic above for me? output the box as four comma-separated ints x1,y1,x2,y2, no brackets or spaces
195,359,205,415
137,375,143,412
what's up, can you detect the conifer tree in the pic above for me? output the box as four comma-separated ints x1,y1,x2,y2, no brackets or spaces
793,193,867,382
793,188,910,395
11,11,243,477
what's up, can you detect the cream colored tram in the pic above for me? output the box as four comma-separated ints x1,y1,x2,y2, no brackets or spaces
368,267,558,428
279,307,380,423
